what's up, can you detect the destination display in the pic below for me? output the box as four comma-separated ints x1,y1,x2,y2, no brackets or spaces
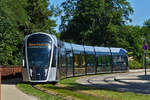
28,43,50,48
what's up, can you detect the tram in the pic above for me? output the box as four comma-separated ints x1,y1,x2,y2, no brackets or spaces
22,32,128,83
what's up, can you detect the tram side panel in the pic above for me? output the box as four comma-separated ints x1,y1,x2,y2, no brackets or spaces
22,45,29,82
48,46,57,81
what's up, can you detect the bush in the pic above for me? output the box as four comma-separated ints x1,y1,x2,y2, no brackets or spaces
129,60,142,69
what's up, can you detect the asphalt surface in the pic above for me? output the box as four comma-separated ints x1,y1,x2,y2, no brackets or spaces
76,70,150,94
1,78,39,100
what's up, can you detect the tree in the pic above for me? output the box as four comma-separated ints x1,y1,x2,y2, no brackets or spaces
21,0,56,35
0,0,28,65
118,25,143,60
141,19,150,47
60,0,133,46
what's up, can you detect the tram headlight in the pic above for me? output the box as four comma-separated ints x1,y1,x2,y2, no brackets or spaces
45,68,48,76
30,68,32,77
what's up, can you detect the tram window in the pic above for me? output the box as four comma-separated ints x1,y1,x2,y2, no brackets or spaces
61,50,66,68
74,54,85,68
97,56,110,67
66,52,73,67
81,55,85,67
105,56,110,66
74,54,79,68
87,55,95,67
52,46,56,67
113,55,122,66
97,56,101,66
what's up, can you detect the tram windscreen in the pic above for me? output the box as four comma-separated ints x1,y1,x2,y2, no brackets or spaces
27,42,51,68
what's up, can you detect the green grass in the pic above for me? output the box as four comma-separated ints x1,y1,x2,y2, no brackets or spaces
17,83,64,100
17,75,150,100
37,77,150,100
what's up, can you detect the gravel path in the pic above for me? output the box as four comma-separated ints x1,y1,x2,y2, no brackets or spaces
77,70,150,94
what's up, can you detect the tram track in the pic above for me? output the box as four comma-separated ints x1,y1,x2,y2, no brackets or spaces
31,84,72,100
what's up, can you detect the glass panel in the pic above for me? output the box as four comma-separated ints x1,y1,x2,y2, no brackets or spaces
74,54,86,75
87,55,95,67
60,49,67,78
66,51,73,77
86,54,96,74
66,52,73,67
112,55,122,71
81,55,86,67
121,56,127,70
97,55,111,72
52,46,56,67
27,42,51,68
74,54,79,68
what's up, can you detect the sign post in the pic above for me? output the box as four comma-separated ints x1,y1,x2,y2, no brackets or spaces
143,44,148,76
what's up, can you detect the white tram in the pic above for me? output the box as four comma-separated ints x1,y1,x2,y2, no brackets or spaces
22,32,128,83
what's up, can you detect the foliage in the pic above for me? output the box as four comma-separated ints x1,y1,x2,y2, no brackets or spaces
60,0,133,46
119,25,143,60
0,0,27,65
129,60,142,69
0,0,56,65
141,19,150,47
21,0,56,35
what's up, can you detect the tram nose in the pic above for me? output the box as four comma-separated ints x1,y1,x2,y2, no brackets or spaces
30,67,48,80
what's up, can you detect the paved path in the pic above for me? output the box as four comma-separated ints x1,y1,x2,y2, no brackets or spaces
1,78,39,100
77,70,150,94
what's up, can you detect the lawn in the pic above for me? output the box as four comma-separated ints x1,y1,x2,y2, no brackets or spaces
37,77,150,100
17,76,150,100
17,83,64,100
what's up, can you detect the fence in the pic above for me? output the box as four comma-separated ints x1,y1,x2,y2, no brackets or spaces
0,66,22,100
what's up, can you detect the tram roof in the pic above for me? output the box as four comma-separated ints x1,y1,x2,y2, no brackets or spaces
94,47,111,55
110,48,127,55
63,42,127,55
64,42,72,50
84,46,95,54
71,43,84,51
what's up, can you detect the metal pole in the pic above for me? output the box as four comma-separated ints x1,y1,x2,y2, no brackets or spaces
144,50,147,76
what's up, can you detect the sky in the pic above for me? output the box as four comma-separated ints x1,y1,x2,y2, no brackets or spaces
50,0,150,32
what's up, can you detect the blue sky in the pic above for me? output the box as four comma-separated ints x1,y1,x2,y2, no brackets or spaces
50,0,150,32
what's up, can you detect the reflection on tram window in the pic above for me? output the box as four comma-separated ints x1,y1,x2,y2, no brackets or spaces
66,52,73,67
74,54,86,68
27,47,50,68
61,52,66,67
87,55,95,67
74,54,79,68
97,56,110,67
113,55,125,66
81,55,85,67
